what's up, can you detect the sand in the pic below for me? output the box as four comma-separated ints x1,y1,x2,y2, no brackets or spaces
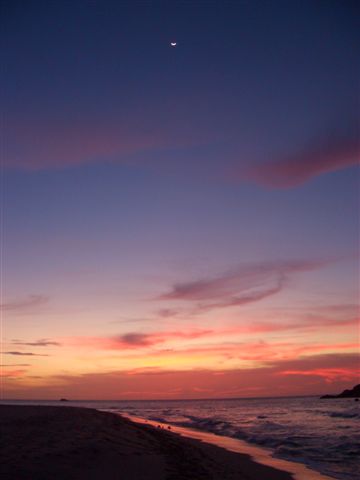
0,405,294,480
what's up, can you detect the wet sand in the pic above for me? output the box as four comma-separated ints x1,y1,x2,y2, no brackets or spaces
0,404,295,480
128,415,333,480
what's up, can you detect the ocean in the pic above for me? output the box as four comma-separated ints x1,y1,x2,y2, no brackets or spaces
3,396,359,480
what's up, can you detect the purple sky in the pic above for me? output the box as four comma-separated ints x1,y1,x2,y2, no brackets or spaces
2,0,359,399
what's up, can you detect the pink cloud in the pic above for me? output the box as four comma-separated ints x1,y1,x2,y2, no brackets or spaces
144,340,358,364
0,369,28,378
278,368,358,382
64,328,279,351
67,328,214,350
242,134,359,188
64,313,358,356
6,116,163,169
158,258,333,312
5,106,213,170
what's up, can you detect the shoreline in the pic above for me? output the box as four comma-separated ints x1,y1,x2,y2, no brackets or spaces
123,414,333,480
0,404,297,480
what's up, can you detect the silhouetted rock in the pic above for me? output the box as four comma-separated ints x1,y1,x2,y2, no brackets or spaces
320,384,360,399
60,398,69,402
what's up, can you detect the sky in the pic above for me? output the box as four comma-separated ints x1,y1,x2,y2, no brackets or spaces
1,0,359,400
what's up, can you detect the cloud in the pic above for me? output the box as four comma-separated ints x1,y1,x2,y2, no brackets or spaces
234,341,359,363
278,368,357,381
11,338,61,347
5,117,159,169
3,351,49,356
125,353,360,381
158,258,331,312
242,132,359,188
1,295,48,311
157,308,181,318
110,317,153,324
0,364,31,367
0,369,28,378
195,281,284,313
118,333,153,347
134,337,358,365
4,353,359,400
66,328,215,351
65,312,358,356
273,353,360,382
5,107,211,170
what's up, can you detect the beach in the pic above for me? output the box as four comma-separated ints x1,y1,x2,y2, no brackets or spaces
0,405,294,480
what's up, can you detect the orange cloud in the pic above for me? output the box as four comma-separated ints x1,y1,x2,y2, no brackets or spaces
0,369,28,378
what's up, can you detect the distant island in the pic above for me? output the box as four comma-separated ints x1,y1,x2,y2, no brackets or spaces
320,384,360,399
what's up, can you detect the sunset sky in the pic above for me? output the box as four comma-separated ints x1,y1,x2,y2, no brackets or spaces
1,0,359,399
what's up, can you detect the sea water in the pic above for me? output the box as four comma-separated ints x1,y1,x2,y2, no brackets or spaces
3,396,359,480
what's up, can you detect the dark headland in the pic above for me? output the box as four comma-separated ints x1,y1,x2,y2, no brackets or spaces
320,384,360,399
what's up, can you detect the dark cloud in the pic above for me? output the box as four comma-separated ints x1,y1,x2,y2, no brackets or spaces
118,333,153,346
11,338,61,347
71,328,215,351
116,330,213,347
4,351,49,356
0,364,31,367
1,295,48,311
